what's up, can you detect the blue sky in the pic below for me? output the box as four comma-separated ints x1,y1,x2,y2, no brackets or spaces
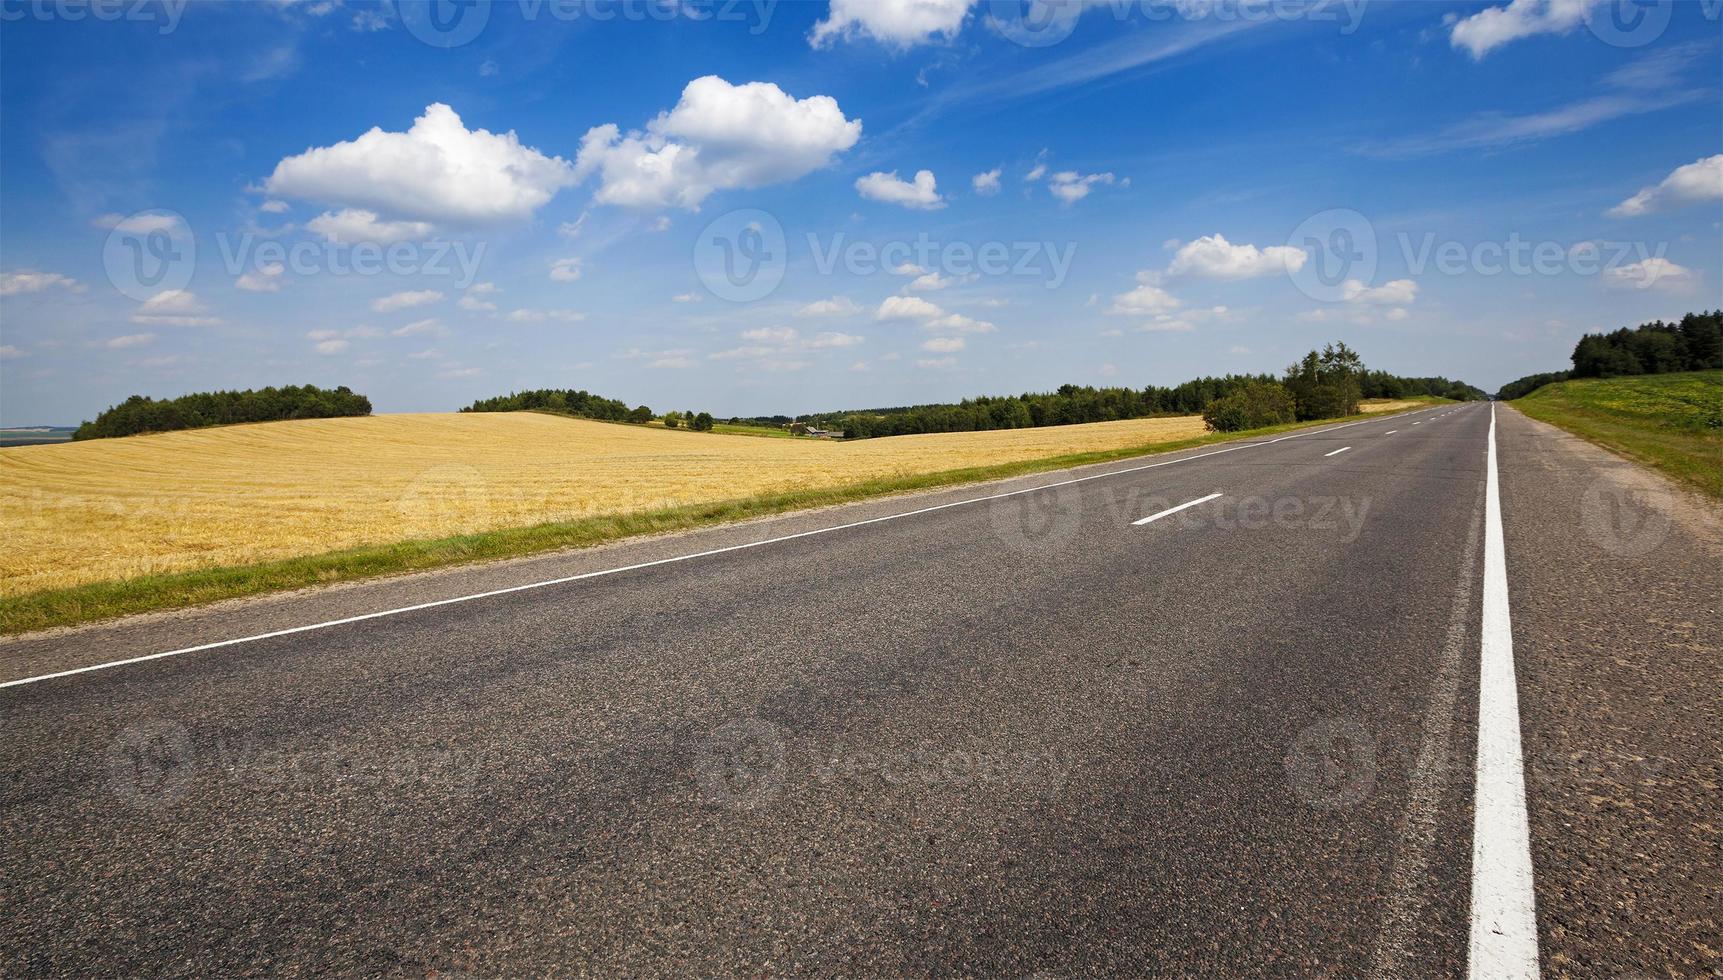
1,0,1719,425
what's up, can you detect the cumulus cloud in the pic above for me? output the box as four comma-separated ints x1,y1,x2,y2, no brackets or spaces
876,295,946,320
1449,0,1599,59
921,336,965,353
1047,170,1118,204
259,199,290,214
1168,234,1307,279
0,270,81,296
742,325,799,344
391,317,447,337
573,76,861,211
105,332,155,349
550,257,584,282
808,331,864,348
236,263,285,292
810,0,974,48
313,338,351,355
855,169,945,210
926,313,995,333
1341,278,1418,305
1604,257,1694,291
972,167,1002,196
132,289,220,326
797,296,860,317
1609,154,1723,217
371,289,443,313
265,103,575,233
1108,273,1180,315
306,208,434,244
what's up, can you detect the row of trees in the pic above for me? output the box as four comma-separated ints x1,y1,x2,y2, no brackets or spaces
828,342,1480,438
663,410,715,431
1497,311,1722,399
461,388,654,423
73,385,372,441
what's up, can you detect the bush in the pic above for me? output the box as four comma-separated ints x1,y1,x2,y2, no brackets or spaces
74,385,371,440
691,412,715,432
1202,381,1297,432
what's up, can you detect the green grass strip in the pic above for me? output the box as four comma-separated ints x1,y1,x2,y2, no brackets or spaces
1512,371,1722,500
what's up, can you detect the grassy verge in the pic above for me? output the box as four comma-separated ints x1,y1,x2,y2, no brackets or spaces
1512,370,1722,499
0,404,1436,635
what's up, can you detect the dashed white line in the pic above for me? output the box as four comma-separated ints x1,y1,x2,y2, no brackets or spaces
1132,492,1224,526
1469,402,1540,979
1385,430,1399,435
1,406,1441,690
1325,446,1352,457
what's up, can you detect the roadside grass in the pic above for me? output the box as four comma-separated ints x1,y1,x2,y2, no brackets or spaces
1512,370,1722,499
0,403,1438,635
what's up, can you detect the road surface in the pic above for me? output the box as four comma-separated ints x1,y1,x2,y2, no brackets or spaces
2,404,1717,976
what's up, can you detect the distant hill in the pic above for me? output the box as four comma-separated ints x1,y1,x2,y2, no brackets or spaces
0,426,77,448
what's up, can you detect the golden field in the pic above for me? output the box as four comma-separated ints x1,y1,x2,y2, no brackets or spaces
1,412,1217,596
0,402,1425,597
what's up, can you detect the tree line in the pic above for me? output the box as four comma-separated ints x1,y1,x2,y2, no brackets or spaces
460,388,655,423
73,385,372,441
1498,311,1722,399
826,343,1483,438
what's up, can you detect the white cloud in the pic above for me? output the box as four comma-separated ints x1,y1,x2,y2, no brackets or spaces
573,76,861,211
550,257,584,282
907,270,968,291
972,167,1002,196
1168,233,1307,279
437,366,483,379
855,169,945,210
132,289,220,326
391,317,447,337
1604,257,1694,291
266,104,574,231
371,289,443,313
1385,308,1411,322
921,336,965,353
1047,170,1117,204
810,0,974,48
235,263,285,292
916,356,958,369
1108,274,1180,315
458,286,498,312
0,345,24,360
809,331,865,349
672,292,703,303
741,325,799,343
92,212,183,235
876,295,945,320
314,338,351,355
797,296,860,317
0,270,81,296
926,313,996,334
259,199,290,214
648,354,695,369
505,308,586,323
890,261,925,276
1609,154,1723,217
105,332,155,349
1449,0,1599,59
1341,278,1418,305
558,213,588,239
306,208,433,244
1138,317,1195,333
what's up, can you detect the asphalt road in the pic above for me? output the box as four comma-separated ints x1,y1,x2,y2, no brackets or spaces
2,403,1717,977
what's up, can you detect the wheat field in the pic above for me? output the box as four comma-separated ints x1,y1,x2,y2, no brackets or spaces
0,403,1425,597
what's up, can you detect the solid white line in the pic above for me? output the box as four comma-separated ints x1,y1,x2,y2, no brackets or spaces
1131,491,1224,526
1469,402,1540,979
1324,446,1352,457
1385,430,1399,435
1,407,1438,690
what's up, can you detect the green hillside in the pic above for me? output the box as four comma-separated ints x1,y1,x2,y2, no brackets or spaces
1513,371,1723,498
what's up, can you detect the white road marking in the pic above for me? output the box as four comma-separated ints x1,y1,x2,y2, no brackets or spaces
1469,402,1540,979
1325,446,1352,457
1131,492,1224,526
1385,430,1399,435
1,407,1440,690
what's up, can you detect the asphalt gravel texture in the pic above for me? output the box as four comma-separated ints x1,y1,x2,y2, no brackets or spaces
2,403,1717,976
